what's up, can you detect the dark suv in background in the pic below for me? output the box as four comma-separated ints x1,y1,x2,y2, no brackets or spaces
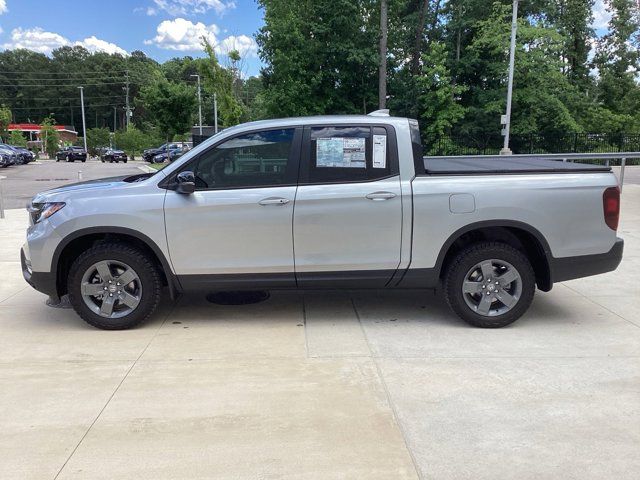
56,146,87,162
143,142,192,163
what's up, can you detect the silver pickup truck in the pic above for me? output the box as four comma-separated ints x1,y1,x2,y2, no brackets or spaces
21,112,623,330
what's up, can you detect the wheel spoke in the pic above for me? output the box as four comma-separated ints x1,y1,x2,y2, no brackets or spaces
95,261,113,282
117,269,136,286
100,295,116,316
480,261,494,281
477,294,492,315
495,290,517,309
497,269,518,286
81,282,104,296
463,280,483,294
119,292,140,309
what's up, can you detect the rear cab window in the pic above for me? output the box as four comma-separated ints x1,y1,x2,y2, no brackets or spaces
300,124,398,184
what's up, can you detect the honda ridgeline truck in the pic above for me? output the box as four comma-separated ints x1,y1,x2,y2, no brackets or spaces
21,112,623,329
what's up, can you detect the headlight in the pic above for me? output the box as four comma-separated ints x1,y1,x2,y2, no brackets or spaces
27,202,66,224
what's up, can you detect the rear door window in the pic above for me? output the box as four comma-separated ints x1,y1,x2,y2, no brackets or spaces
301,125,397,184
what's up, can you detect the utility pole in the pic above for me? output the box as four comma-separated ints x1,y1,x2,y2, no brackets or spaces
500,0,519,155
190,74,203,136
113,106,117,132
78,86,88,152
378,0,388,109
124,71,131,130
214,92,218,134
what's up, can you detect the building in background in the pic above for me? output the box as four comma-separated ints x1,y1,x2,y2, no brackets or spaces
7,123,79,150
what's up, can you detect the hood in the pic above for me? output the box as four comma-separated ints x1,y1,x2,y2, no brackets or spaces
32,175,134,202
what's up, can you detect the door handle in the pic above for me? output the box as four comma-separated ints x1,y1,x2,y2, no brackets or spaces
259,197,290,206
365,191,396,201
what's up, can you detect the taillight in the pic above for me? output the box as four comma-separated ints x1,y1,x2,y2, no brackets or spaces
603,187,620,231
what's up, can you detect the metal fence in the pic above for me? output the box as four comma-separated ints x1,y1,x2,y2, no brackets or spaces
430,133,640,160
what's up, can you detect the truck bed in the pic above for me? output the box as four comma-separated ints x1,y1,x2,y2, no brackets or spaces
423,156,611,175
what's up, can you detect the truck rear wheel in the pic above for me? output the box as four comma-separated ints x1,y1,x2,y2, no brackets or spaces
444,242,535,328
67,243,162,330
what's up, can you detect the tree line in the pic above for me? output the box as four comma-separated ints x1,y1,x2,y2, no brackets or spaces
1,0,638,155
257,0,640,150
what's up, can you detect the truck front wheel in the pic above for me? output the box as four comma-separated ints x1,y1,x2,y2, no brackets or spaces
444,242,535,328
67,243,162,330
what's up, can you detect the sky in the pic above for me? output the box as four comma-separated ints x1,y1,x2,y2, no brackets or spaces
0,0,614,78
0,0,265,76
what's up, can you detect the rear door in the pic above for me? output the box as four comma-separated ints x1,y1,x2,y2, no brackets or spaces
293,124,403,287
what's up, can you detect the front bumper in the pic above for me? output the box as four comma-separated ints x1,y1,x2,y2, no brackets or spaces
21,247,58,300
550,238,624,283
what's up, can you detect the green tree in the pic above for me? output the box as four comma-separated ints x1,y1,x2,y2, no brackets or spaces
416,42,467,148
85,127,111,155
594,0,640,116
114,126,147,159
200,39,245,128
0,105,11,142
8,130,27,146
548,0,595,90
139,80,196,142
40,116,60,158
256,0,379,117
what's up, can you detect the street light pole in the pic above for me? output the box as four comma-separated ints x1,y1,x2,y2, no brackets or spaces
78,86,88,153
191,74,203,136
501,0,519,155
214,92,218,134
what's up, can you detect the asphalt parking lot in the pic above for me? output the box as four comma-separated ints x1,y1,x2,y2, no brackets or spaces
0,164,639,479
0,158,150,209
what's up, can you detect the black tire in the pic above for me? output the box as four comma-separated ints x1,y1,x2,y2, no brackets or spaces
67,242,162,330
82,159,86,163
444,242,535,328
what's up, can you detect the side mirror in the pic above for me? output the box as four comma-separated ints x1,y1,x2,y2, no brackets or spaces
175,171,196,194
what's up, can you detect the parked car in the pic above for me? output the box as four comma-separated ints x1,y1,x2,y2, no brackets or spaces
152,144,191,163
7,145,35,164
0,150,12,168
22,113,623,330
56,146,87,162
143,142,192,162
0,144,18,166
101,149,128,163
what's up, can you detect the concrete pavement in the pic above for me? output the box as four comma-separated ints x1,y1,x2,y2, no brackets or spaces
0,187,639,479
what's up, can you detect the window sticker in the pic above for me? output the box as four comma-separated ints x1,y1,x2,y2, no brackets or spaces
316,137,366,168
373,135,387,168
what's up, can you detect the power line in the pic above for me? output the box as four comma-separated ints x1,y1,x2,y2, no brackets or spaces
9,103,123,110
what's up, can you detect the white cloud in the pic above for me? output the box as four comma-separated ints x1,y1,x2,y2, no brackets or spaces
145,18,219,51
592,0,612,31
145,19,257,58
148,0,235,16
75,36,127,56
2,27,68,54
215,34,257,58
0,0,7,15
1,27,128,56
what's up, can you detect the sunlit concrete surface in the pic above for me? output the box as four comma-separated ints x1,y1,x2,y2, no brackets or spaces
0,185,638,480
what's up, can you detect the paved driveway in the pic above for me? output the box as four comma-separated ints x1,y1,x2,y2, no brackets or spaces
0,187,639,480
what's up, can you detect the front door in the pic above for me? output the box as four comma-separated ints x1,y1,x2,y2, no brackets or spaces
293,125,403,287
164,127,301,289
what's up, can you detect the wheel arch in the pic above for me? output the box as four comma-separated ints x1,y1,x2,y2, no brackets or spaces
52,227,181,299
435,220,553,292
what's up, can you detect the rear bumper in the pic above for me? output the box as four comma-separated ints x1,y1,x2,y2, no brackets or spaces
550,238,624,283
21,248,58,300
